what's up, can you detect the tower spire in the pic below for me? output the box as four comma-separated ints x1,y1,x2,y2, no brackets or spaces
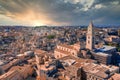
86,21,94,50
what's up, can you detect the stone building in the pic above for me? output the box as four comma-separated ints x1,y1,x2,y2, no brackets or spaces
92,52,112,65
62,65,82,80
93,45,117,65
81,63,119,80
54,42,84,59
0,65,33,80
34,49,59,80
108,73,120,80
58,55,119,80
86,22,95,50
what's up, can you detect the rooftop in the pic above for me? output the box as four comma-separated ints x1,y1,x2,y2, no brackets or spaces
82,63,118,78
34,49,47,54
54,48,70,55
39,64,56,72
58,44,74,50
109,73,120,80
59,56,119,79
95,45,116,52
94,52,111,57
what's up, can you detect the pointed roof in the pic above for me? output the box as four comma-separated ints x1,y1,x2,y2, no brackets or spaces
88,21,94,28
87,21,94,34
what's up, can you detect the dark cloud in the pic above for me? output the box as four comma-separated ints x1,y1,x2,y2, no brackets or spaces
0,0,120,25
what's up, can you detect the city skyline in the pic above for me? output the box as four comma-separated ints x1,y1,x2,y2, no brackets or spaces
0,17,120,80
0,0,120,26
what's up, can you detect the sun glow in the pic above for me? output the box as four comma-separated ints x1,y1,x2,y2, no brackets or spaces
4,10,49,26
33,21,45,26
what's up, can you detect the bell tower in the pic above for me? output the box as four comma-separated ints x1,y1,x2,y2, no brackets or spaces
86,21,94,50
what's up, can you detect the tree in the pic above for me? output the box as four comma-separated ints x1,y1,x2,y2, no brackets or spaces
47,35,55,39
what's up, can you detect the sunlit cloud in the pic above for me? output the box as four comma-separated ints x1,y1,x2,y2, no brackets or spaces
0,0,120,26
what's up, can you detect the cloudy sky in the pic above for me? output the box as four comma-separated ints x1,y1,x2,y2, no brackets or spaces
0,0,120,26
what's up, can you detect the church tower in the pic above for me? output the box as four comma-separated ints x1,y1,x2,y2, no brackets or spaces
86,21,94,50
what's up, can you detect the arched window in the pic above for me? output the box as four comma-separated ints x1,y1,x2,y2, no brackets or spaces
88,36,90,39
57,55,59,58
72,52,74,55
88,40,90,44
